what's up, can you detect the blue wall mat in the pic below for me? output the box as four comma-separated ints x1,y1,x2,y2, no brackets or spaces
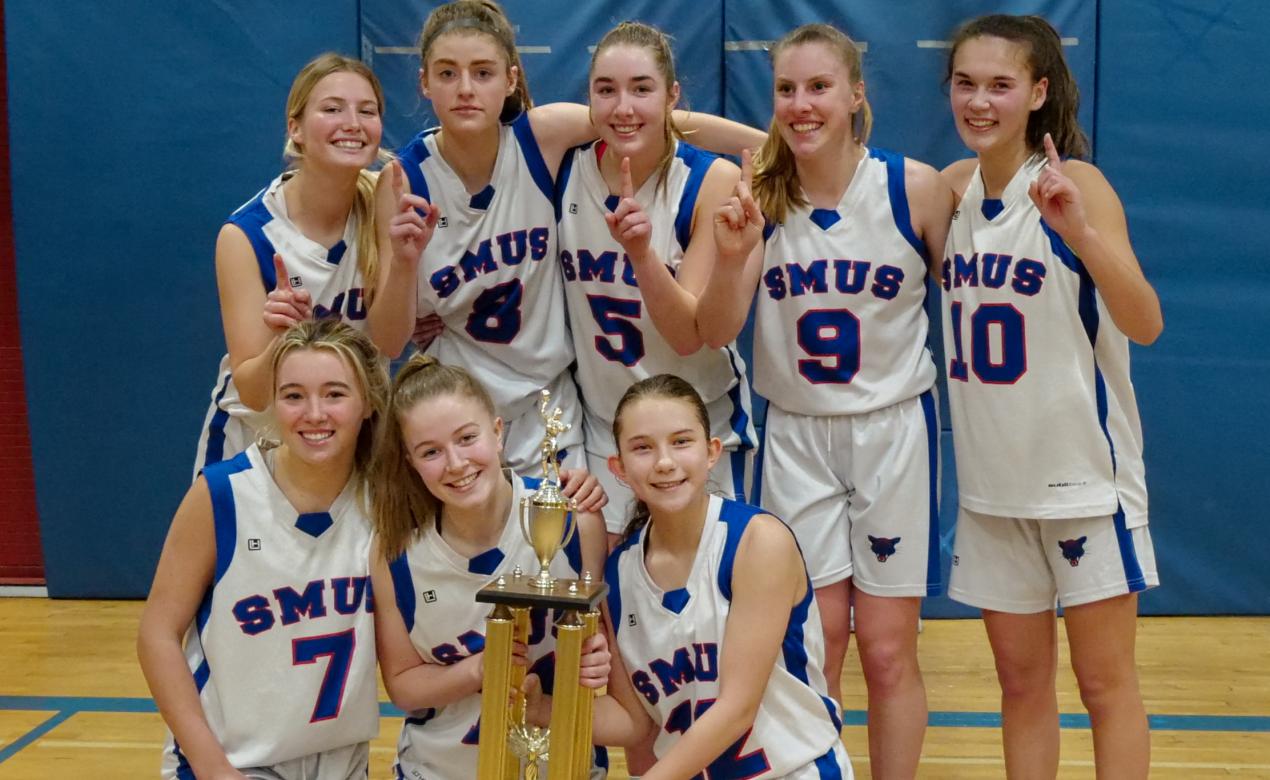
1095,0,1270,614
362,0,723,152
722,0,1095,168
8,1,359,596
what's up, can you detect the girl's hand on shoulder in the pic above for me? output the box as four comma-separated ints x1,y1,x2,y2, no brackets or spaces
713,149,764,264
579,630,612,689
388,161,440,266
605,157,653,263
560,468,608,514
262,254,313,333
1029,133,1088,241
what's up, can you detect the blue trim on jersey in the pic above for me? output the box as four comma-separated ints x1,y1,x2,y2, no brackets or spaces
870,147,928,260
396,131,433,203
715,499,763,602
510,111,555,202
201,373,234,470
562,512,585,575
809,208,841,231
605,528,643,638
226,190,279,291
812,742,845,779
661,587,691,613
294,511,334,538
469,183,496,210
750,421,768,506
762,218,776,242
673,143,715,252
469,547,506,576
724,346,755,451
388,553,417,633
1113,506,1148,592
327,239,347,266
554,145,578,221
919,389,944,596
604,194,620,212
981,198,1005,221
203,451,252,584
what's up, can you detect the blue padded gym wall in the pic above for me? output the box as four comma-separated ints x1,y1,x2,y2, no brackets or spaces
7,1,1269,612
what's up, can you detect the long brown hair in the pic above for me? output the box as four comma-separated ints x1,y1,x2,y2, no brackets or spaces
370,354,500,560
611,374,712,541
589,21,687,194
946,15,1089,159
753,24,873,225
282,52,390,299
418,0,532,123
269,318,389,491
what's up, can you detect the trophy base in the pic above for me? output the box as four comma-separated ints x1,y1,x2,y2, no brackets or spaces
476,575,608,612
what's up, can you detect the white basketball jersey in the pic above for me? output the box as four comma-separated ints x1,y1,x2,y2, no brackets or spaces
606,496,847,777
942,156,1148,525
755,148,937,415
387,473,604,778
558,141,754,437
194,174,371,475
399,113,572,420
164,445,378,774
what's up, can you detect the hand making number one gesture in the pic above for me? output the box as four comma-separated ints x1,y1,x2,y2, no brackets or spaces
712,147,764,263
263,254,312,333
604,156,653,263
1028,132,1088,241
388,160,440,266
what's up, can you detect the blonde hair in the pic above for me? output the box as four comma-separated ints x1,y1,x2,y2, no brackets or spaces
418,0,532,123
282,52,390,300
370,355,499,560
753,24,873,224
589,21,686,194
269,318,389,487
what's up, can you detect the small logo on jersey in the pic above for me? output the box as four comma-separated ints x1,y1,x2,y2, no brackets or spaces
568,203,578,214
422,589,438,604
628,614,638,627
952,209,961,221
247,538,261,551
952,554,960,566
1058,537,1088,567
867,535,901,562
287,275,303,289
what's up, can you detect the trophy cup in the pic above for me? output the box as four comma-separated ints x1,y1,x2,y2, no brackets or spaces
476,389,608,780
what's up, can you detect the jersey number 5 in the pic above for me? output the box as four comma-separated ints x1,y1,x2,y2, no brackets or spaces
948,301,1027,384
587,295,645,366
292,629,356,723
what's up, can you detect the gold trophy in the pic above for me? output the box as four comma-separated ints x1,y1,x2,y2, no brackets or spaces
476,389,608,780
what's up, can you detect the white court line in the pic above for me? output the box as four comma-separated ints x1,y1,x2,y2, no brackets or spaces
35,739,398,755
726,40,868,52
374,45,551,55
0,585,47,597
918,37,1079,48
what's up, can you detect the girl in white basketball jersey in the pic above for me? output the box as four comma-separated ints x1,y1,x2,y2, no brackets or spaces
941,15,1163,778
370,2,761,483
193,54,388,479
140,319,388,779
699,24,954,778
556,22,758,542
526,375,852,778
367,356,612,779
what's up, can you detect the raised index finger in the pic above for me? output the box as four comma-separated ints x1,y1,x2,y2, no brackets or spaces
391,160,405,199
620,156,635,200
272,254,295,291
1043,132,1062,170
738,148,755,200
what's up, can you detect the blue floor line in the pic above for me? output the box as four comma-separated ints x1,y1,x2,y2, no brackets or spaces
0,710,74,764
1,696,1266,732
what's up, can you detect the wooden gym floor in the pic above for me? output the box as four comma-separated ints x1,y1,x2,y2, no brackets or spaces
1,598,1267,778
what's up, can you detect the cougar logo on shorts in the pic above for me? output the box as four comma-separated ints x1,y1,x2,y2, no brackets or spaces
1058,536,1088,566
867,535,901,562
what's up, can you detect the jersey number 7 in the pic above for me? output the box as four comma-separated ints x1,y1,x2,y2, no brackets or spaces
292,629,356,723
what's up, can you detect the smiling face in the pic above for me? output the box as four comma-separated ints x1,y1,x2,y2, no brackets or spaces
771,41,864,160
609,395,721,517
400,392,505,511
287,71,383,171
589,43,679,161
421,31,517,135
949,35,1048,157
273,348,369,467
